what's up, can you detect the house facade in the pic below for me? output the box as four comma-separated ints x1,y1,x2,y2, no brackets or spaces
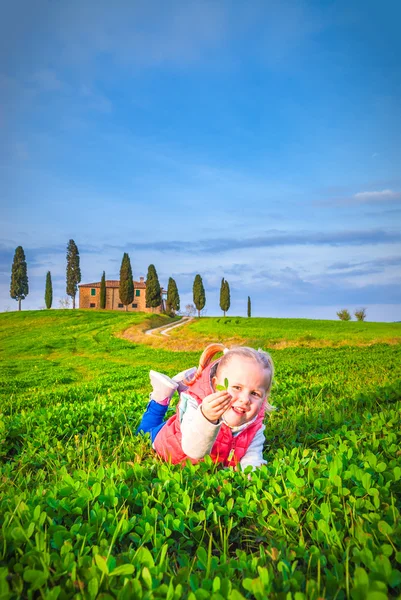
79,277,166,312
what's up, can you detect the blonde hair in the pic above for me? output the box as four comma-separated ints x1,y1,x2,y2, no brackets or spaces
184,343,275,412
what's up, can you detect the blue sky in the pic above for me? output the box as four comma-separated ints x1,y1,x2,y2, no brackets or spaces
1,0,400,320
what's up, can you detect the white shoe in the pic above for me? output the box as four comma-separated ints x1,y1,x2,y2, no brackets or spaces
149,370,178,403
172,367,197,393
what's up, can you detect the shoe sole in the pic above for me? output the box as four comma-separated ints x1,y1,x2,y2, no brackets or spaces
150,370,178,390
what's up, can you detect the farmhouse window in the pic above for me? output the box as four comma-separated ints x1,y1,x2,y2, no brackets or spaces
132,303,138,308
118,303,124,308
91,288,96,296
90,303,95,308
135,289,140,296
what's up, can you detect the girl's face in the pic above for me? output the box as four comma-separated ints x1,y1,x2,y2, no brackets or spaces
212,356,270,427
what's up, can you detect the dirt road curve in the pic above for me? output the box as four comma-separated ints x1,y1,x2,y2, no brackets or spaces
145,316,194,337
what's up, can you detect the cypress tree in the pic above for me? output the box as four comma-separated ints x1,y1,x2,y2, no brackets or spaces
247,296,251,318
146,264,162,310
45,271,53,309
119,253,134,311
100,271,106,309
66,239,81,309
10,246,29,311
219,278,230,316
166,277,180,315
193,274,206,318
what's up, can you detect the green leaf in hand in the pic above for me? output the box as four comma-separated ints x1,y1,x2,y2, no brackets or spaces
216,378,229,392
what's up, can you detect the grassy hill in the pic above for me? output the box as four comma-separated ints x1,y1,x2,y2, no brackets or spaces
1,310,400,599
0,310,181,402
167,316,401,349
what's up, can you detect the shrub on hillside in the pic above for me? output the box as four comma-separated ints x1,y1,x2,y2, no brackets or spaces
337,308,351,321
354,307,367,321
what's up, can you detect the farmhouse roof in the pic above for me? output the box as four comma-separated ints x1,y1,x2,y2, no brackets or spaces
79,279,147,289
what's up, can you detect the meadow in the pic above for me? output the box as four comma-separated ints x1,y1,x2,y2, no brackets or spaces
167,316,401,349
0,310,400,599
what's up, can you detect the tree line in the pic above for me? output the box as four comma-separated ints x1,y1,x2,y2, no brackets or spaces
9,241,249,317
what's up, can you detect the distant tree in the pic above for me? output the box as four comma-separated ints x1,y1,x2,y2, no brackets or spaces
10,246,29,311
100,271,106,309
59,297,70,309
337,308,351,321
66,239,81,309
184,304,197,317
354,307,366,322
247,296,251,318
193,274,206,318
45,271,53,309
146,264,162,311
166,277,180,315
219,278,230,316
119,253,134,311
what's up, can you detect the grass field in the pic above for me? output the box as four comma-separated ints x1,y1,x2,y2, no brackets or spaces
166,316,401,349
1,310,400,599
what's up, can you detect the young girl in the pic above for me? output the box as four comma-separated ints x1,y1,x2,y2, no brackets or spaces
136,343,275,469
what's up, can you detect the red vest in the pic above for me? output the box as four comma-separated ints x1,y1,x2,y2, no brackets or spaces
153,358,266,467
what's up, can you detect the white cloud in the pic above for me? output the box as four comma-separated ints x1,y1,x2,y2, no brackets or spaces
353,189,400,203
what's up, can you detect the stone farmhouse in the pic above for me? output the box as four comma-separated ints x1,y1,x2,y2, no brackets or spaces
79,277,166,312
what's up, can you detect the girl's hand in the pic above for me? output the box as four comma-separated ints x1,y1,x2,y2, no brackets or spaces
201,391,232,424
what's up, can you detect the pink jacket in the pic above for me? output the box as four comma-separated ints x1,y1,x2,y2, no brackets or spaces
153,358,266,466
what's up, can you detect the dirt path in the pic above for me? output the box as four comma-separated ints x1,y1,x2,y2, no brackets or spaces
145,317,194,336
118,316,200,350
